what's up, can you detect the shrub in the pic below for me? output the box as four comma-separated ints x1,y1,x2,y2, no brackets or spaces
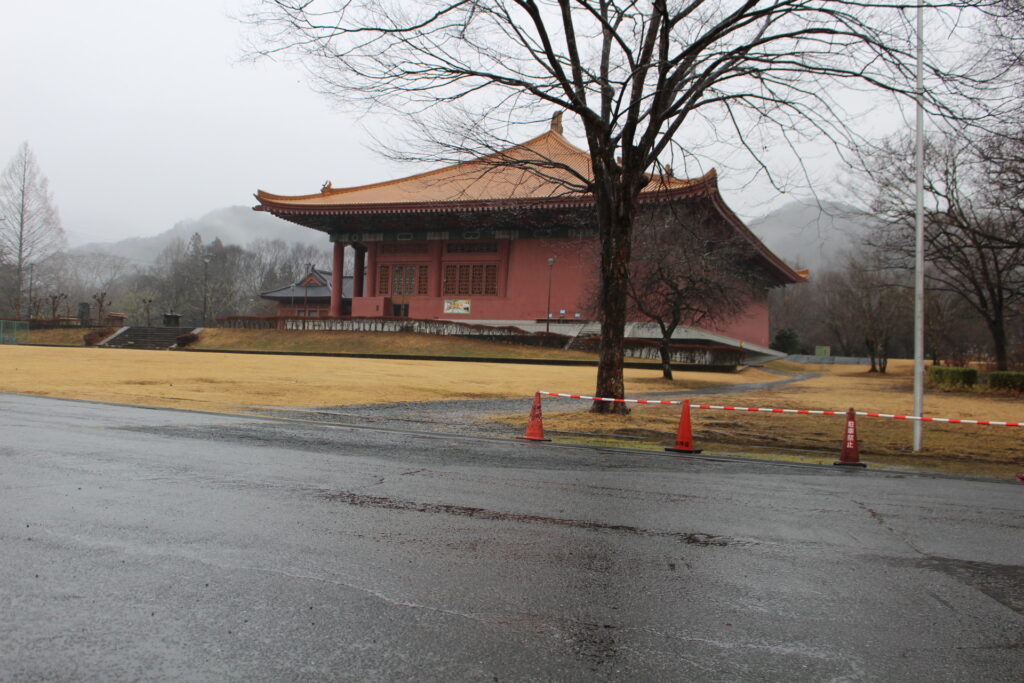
771,327,801,355
83,328,116,346
927,365,978,389
176,332,199,348
988,371,1024,393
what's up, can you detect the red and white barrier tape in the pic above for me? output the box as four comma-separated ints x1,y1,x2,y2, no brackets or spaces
537,391,1022,428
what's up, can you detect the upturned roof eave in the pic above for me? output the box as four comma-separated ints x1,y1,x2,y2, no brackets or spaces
704,190,808,286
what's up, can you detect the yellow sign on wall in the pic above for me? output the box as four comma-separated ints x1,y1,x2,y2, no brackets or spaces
444,299,471,314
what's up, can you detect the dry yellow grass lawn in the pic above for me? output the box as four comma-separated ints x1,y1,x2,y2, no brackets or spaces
0,345,763,413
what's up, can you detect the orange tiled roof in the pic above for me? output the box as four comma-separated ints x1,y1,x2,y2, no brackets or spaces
255,129,713,211
253,126,807,285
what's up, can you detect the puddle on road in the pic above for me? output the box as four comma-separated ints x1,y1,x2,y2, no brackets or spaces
319,490,731,546
909,556,1024,616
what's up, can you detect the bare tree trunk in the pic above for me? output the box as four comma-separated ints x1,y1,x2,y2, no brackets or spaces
659,336,674,381
592,189,633,414
987,315,1009,370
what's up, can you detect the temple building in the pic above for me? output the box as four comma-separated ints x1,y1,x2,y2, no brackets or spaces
253,117,805,350
259,267,352,317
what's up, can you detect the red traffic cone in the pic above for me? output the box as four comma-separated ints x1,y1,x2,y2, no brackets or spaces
665,399,701,454
517,392,550,442
834,407,867,467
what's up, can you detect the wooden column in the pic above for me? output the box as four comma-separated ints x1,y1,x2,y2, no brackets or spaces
353,245,366,298
330,241,346,317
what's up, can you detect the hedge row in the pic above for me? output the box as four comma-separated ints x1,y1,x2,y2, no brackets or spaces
928,366,1024,392
927,366,978,389
988,371,1024,393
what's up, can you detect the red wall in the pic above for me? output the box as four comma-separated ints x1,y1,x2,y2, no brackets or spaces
702,293,770,348
354,236,773,347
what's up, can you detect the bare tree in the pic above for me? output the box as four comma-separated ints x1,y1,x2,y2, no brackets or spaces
628,203,770,379
0,142,65,318
247,0,995,411
925,286,988,365
46,292,67,321
826,253,911,373
852,130,1024,369
91,291,109,324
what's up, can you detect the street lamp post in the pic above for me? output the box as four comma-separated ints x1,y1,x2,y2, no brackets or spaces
27,263,34,320
545,256,556,333
202,253,212,326
303,262,312,327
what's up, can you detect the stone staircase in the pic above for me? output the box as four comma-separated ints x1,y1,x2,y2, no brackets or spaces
101,327,195,350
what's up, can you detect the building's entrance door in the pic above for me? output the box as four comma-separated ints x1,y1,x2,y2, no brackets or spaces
389,265,419,318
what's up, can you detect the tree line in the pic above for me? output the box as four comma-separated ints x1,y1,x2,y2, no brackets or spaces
771,123,1024,372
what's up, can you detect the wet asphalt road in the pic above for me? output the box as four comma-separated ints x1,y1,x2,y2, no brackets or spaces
1,393,1022,681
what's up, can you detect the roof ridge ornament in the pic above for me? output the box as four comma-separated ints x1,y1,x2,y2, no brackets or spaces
550,111,563,135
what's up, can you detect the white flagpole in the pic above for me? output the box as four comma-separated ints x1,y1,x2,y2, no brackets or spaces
913,4,926,451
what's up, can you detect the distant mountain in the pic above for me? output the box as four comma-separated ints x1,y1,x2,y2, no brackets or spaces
747,199,877,272
72,206,326,264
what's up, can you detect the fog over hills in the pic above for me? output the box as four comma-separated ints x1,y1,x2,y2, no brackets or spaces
72,206,327,265
747,199,877,272
72,198,875,272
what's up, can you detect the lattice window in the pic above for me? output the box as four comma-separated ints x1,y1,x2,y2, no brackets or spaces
470,265,483,294
443,265,457,295
382,265,424,295
417,265,429,295
443,263,499,295
396,266,411,295
483,265,498,295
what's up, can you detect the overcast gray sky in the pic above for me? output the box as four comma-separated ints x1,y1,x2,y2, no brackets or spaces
0,1,407,245
1,1,907,247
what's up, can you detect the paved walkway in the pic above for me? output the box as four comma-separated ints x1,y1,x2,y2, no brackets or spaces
252,371,821,439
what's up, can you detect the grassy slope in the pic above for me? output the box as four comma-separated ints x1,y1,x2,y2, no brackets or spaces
192,327,604,360
28,328,93,346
